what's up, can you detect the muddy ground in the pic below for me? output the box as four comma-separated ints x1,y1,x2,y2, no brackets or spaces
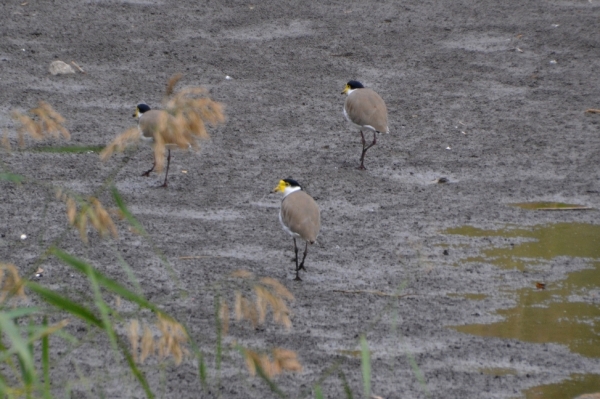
1,0,600,397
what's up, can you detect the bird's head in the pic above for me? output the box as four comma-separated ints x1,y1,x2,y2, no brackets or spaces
341,80,364,95
272,178,302,195
133,103,151,118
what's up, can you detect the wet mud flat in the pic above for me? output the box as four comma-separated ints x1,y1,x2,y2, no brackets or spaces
1,0,600,398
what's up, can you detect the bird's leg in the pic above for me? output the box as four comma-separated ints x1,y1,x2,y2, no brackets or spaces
298,241,309,272
293,238,302,281
359,131,377,170
160,149,171,188
142,160,155,176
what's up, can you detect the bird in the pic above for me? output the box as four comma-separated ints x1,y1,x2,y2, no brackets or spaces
133,103,190,187
272,178,321,281
341,80,389,169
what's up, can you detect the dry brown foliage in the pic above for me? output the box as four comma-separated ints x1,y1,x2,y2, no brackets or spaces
0,263,26,302
219,301,230,335
227,271,294,331
100,74,225,172
98,127,139,161
127,315,189,365
1,129,10,151
56,189,118,243
242,347,302,378
10,101,70,147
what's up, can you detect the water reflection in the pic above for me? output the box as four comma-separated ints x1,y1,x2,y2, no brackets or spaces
522,373,600,399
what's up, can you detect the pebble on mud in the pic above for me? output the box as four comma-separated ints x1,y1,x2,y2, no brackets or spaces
49,60,75,75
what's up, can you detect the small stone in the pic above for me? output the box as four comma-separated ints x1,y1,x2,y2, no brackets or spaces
49,60,75,75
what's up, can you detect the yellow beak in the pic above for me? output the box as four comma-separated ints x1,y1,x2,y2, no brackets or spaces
341,85,350,95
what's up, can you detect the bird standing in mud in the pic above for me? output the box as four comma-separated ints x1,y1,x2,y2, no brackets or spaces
272,178,321,281
134,103,190,187
341,80,389,169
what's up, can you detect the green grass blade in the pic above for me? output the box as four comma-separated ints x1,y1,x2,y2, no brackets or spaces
50,248,163,316
26,281,103,328
338,370,354,399
111,186,148,236
42,318,51,399
111,187,182,288
314,384,324,399
2,308,39,319
118,338,155,399
215,295,223,373
114,251,143,295
0,312,36,387
0,172,25,183
198,355,207,389
407,353,429,397
360,335,371,399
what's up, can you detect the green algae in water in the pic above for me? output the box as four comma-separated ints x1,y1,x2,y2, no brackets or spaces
446,223,600,358
523,373,600,399
454,262,600,357
510,202,592,210
447,223,600,271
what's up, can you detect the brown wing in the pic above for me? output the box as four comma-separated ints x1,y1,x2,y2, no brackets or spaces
139,110,173,140
281,191,321,243
344,88,389,133
139,110,190,147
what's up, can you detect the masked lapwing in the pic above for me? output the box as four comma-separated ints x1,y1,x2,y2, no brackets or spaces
341,80,389,169
272,178,321,281
134,103,189,187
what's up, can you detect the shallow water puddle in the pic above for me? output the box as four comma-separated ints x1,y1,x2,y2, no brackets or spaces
446,223,600,271
445,223,600,394
521,373,600,399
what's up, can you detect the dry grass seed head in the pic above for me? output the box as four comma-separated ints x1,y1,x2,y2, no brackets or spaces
99,127,141,161
11,102,70,147
1,129,10,151
165,73,183,97
0,263,26,302
254,285,292,330
66,197,77,225
259,277,294,301
234,291,243,321
90,198,118,238
31,101,70,140
127,319,140,362
242,348,302,378
76,212,88,243
230,270,254,279
219,301,229,336
234,292,259,328
272,348,302,373
156,315,189,365
140,325,155,363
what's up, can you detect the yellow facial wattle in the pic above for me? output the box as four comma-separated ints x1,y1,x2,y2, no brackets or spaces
273,180,288,193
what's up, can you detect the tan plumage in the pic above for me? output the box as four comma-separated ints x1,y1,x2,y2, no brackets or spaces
343,88,389,134
342,81,389,169
272,179,321,281
280,191,321,244
135,104,191,187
